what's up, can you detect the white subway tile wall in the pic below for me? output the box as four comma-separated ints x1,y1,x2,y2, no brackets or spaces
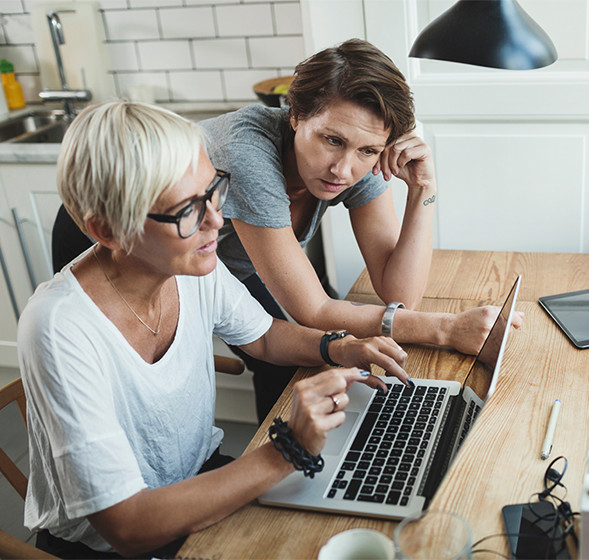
159,7,215,39
0,0,303,104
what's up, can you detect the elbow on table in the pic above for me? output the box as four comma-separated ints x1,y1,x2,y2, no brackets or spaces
97,526,156,558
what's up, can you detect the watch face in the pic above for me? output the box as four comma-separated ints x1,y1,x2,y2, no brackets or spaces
326,330,348,338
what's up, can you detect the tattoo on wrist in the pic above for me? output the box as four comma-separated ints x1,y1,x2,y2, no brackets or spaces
351,301,366,307
423,194,436,206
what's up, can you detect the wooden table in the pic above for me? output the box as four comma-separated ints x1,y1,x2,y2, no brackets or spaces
179,249,589,559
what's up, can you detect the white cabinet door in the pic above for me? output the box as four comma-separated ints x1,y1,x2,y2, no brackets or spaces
0,241,19,367
0,162,59,366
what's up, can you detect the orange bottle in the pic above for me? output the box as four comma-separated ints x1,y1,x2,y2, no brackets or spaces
0,59,25,110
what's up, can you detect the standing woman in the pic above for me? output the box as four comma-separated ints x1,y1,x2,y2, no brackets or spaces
200,38,512,422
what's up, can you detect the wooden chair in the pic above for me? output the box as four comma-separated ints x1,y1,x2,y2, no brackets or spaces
0,378,27,501
0,378,58,559
214,355,245,375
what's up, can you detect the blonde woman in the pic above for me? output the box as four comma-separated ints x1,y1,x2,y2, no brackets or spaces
18,101,411,558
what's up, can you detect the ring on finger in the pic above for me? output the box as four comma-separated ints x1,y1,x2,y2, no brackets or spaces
329,394,340,413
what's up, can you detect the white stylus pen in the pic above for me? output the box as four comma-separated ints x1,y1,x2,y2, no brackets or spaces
541,399,561,460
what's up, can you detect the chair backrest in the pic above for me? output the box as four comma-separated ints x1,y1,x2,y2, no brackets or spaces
0,528,58,559
0,378,59,559
214,355,245,376
0,377,27,500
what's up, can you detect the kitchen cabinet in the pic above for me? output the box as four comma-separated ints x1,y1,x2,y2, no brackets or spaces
0,154,60,367
0,249,18,367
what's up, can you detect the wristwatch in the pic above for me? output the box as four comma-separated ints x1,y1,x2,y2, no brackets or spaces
320,330,351,366
381,302,405,337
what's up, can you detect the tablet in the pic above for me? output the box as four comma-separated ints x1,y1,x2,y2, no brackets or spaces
538,289,589,349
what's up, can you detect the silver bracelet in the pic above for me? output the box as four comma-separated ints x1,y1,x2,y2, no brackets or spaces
381,301,405,337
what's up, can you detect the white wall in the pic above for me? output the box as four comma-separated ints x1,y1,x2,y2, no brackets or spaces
0,0,304,105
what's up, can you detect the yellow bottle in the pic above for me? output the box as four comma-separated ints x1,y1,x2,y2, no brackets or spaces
0,59,25,110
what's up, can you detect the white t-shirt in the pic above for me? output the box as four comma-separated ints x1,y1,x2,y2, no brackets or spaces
17,253,272,551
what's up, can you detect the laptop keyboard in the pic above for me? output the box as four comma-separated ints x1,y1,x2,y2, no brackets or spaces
326,383,446,507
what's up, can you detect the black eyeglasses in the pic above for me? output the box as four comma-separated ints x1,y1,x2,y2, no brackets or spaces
147,169,230,238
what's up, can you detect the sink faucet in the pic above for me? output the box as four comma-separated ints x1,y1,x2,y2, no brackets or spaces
39,11,92,119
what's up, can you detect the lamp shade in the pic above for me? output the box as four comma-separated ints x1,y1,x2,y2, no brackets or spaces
409,0,558,70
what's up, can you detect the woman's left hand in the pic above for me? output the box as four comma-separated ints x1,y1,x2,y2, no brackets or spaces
373,132,435,190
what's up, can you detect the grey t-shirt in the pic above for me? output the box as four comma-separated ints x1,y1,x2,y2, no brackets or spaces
200,104,389,280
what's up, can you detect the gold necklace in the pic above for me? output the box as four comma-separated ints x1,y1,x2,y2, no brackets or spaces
93,245,162,336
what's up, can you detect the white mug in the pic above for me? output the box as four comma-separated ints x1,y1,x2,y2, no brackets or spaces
318,528,395,560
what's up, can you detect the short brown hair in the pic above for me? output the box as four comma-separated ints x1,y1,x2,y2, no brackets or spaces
287,38,415,144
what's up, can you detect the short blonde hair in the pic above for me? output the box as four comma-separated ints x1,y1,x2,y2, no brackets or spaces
57,101,205,250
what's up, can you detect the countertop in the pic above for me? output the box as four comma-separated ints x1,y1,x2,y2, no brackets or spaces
0,102,248,164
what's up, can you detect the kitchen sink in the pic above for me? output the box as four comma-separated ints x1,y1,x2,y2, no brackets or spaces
0,107,230,145
0,109,72,144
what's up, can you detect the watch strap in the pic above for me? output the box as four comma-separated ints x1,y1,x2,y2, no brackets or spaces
320,330,350,366
381,302,405,337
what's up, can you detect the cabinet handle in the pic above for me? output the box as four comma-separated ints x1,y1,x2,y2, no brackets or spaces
28,192,54,279
11,207,37,289
0,242,20,320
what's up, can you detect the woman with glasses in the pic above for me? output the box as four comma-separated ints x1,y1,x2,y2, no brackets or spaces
17,101,411,559
200,38,521,422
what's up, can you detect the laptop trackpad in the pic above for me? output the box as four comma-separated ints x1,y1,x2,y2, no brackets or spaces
323,412,358,456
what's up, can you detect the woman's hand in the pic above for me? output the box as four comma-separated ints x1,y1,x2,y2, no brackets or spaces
373,132,435,190
441,306,525,356
328,334,410,385
287,368,377,457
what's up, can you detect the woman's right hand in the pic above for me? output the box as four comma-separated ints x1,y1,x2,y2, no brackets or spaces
287,368,370,457
328,334,410,386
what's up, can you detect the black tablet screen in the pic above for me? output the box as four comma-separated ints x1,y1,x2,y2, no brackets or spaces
538,289,589,349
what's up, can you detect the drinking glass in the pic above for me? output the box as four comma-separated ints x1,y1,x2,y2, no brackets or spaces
394,510,472,560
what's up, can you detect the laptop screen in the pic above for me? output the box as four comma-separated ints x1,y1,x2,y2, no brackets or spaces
462,275,521,402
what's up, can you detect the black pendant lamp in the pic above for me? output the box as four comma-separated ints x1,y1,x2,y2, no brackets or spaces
409,0,558,70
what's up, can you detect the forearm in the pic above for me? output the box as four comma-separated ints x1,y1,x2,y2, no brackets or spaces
284,297,451,350
390,308,449,346
242,319,325,366
89,443,292,557
372,182,436,309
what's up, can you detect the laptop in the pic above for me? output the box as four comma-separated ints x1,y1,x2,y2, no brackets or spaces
259,275,521,520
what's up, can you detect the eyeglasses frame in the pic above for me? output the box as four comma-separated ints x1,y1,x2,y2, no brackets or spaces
147,169,230,238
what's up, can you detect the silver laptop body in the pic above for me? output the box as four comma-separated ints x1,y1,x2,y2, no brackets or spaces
259,275,521,520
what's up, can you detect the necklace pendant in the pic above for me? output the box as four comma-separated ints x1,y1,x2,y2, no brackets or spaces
93,245,163,336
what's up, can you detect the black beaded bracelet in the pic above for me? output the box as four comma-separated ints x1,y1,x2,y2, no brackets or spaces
268,417,325,478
